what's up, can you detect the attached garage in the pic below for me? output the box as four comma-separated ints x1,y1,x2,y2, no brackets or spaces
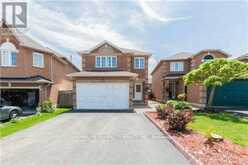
67,71,138,110
0,89,39,109
76,82,129,109
208,79,248,109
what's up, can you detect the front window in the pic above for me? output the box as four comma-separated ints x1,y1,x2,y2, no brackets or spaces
134,57,145,69
95,56,117,68
170,62,184,72
0,42,17,67
33,52,44,68
202,55,214,62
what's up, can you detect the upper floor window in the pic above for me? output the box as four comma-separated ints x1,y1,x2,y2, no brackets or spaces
202,54,214,62
95,56,117,68
134,57,145,69
33,52,44,68
170,62,184,72
0,41,17,67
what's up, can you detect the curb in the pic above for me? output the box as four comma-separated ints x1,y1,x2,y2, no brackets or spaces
144,112,202,165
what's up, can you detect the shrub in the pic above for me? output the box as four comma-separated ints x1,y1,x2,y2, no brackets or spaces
167,100,191,111
156,104,174,120
177,93,186,101
40,100,55,113
156,104,166,119
168,110,193,131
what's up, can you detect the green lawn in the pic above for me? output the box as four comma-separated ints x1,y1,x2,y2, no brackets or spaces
188,112,248,147
0,108,70,138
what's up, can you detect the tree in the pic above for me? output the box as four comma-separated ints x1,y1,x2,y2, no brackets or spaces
183,59,248,109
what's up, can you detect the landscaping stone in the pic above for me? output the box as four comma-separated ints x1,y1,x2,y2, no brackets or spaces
145,112,248,165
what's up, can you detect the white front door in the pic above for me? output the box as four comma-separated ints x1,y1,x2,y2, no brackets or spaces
76,82,129,109
134,83,143,101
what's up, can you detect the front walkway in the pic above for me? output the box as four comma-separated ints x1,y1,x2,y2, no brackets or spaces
1,112,189,165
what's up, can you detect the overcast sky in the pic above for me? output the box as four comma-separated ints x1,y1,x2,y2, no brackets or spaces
1,0,248,72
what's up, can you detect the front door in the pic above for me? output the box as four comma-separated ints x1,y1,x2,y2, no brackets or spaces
168,81,177,99
134,83,143,101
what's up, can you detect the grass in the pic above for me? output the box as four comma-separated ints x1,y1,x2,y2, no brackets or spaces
187,112,248,147
0,108,70,138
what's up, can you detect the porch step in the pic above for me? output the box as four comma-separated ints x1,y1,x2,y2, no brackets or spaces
133,101,146,106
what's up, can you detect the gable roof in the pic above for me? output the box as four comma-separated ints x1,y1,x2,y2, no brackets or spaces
163,52,193,61
151,49,231,75
80,40,151,56
1,21,52,53
195,49,231,57
151,52,192,75
1,21,79,71
12,29,53,53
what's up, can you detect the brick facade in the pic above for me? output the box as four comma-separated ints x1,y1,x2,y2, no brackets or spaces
152,50,229,107
80,42,150,105
0,28,79,106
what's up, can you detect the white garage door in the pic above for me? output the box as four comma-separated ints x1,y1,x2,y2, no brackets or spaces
76,82,129,109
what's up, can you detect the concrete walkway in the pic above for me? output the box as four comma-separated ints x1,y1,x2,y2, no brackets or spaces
1,113,189,165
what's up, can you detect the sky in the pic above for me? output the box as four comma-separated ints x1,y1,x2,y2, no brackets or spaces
1,0,248,73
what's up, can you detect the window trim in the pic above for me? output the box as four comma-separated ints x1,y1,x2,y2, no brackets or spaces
134,57,145,69
170,61,184,72
32,52,44,68
0,49,17,67
202,54,214,62
95,56,117,68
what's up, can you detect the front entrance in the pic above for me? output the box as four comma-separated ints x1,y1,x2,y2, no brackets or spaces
134,83,143,101
168,81,177,100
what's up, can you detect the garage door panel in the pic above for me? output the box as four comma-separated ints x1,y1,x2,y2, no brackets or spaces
208,80,248,108
76,82,129,110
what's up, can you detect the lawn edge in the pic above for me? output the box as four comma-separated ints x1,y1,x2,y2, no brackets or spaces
0,108,70,139
144,112,202,165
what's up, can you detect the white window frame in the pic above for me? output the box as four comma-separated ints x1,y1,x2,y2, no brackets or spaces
32,52,44,68
95,56,117,68
0,50,17,67
170,61,184,72
134,57,145,69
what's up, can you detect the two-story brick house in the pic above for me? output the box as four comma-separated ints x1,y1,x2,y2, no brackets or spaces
151,50,230,108
67,41,151,110
0,23,79,109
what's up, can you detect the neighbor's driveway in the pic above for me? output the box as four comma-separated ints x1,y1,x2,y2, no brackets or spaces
1,113,189,165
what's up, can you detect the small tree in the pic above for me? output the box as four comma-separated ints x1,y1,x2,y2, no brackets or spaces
184,59,248,109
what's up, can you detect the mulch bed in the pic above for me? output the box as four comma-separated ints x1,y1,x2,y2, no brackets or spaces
145,112,248,165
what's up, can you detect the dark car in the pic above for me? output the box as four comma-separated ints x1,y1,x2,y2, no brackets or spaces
0,98,23,121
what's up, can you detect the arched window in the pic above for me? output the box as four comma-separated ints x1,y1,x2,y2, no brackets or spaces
202,54,214,62
0,41,17,66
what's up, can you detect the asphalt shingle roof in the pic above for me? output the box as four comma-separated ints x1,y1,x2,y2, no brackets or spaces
163,52,193,61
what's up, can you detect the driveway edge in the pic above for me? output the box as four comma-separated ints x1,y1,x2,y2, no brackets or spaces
144,112,202,165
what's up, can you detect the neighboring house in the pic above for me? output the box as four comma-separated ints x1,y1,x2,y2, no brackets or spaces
237,54,248,63
0,22,79,109
67,41,151,110
151,50,231,108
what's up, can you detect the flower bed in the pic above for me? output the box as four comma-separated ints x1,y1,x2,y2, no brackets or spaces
145,112,248,165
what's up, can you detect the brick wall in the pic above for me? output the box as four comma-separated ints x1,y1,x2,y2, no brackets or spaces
81,44,149,104
187,50,229,106
0,32,78,105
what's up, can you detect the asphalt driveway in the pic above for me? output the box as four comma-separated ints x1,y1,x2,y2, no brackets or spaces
1,113,189,165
